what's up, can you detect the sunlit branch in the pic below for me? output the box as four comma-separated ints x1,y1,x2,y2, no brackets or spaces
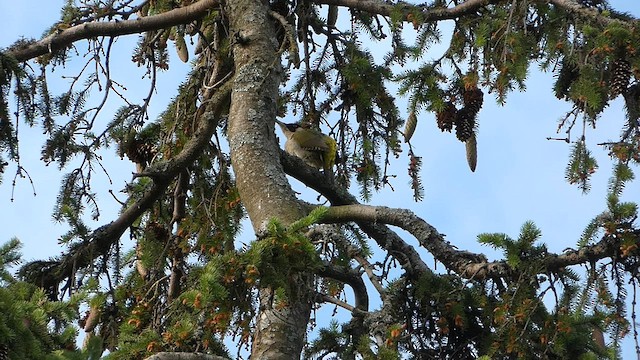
315,0,496,22
7,0,220,62
323,204,626,280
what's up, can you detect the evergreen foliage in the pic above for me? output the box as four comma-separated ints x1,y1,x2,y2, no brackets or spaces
0,240,103,360
0,0,639,359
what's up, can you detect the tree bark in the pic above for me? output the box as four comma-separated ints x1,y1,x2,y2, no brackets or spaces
225,0,312,358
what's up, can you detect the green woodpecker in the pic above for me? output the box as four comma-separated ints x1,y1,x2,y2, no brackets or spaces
275,119,336,174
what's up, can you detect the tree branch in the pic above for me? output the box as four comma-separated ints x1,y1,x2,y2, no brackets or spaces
316,293,366,315
20,81,233,296
315,0,496,22
6,0,635,66
283,149,626,280
314,0,635,28
542,0,635,25
323,204,623,280
317,260,369,313
280,152,432,280
6,0,220,62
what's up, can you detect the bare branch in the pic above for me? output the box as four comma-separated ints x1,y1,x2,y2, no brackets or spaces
317,260,369,313
352,254,385,297
543,0,635,25
316,293,366,315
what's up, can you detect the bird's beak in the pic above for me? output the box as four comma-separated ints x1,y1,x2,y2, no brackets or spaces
275,119,296,135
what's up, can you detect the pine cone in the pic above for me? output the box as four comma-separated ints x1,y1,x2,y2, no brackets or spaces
455,107,476,142
609,58,631,98
463,88,484,114
436,102,457,132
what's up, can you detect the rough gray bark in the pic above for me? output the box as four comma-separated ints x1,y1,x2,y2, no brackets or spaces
226,0,302,231
225,0,312,358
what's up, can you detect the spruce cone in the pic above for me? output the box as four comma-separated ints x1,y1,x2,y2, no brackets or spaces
463,88,484,114
466,132,477,172
436,102,457,132
455,107,476,142
83,305,101,333
609,58,631,98
404,111,418,142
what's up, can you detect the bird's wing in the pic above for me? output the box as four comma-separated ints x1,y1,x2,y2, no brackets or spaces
291,130,330,151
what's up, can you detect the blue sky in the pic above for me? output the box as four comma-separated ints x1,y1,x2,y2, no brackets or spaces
1,0,640,358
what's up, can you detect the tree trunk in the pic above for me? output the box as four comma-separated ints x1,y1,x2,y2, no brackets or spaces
225,0,312,358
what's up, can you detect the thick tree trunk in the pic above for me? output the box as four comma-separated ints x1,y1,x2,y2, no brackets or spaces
225,0,312,358
251,284,313,359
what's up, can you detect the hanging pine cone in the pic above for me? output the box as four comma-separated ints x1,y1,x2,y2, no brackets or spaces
436,101,457,132
455,107,476,142
404,110,418,142
463,88,484,114
466,132,477,172
0,344,8,360
609,58,631,98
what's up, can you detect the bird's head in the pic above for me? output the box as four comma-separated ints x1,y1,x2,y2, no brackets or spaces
275,120,297,136
275,120,313,138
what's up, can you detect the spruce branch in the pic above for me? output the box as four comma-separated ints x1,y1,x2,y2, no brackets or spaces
19,81,233,297
316,0,497,23
281,150,432,280
284,147,632,280
322,204,631,280
6,0,220,63
315,0,637,29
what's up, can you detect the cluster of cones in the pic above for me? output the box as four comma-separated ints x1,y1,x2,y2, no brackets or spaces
436,87,484,172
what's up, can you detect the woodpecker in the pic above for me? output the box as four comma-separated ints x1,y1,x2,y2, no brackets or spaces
275,119,336,174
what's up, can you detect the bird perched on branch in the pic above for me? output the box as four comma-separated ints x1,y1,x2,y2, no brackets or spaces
275,119,336,175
